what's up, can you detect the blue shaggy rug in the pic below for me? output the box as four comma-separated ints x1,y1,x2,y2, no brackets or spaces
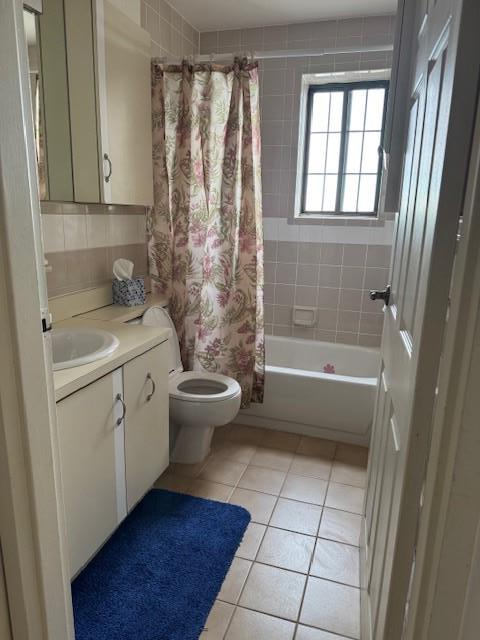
72,489,250,640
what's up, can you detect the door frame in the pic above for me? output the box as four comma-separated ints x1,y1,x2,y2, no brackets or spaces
0,0,74,637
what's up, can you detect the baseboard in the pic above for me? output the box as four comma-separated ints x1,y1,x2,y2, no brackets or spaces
233,413,370,446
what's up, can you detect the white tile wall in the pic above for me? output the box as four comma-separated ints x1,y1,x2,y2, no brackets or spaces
265,218,395,246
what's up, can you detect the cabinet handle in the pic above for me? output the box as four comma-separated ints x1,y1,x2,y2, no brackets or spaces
146,373,156,402
115,393,126,426
103,153,112,183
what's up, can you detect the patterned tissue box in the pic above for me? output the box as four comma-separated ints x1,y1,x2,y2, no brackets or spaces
112,277,146,307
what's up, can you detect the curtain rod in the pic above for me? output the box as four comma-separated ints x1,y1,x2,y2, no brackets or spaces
159,43,393,64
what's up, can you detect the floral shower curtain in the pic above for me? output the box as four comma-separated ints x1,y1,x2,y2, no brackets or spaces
147,58,264,406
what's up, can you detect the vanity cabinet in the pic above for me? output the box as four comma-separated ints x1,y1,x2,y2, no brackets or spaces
37,0,153,205
56,343,168,577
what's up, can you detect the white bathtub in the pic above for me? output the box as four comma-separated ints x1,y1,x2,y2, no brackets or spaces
239,336,380,445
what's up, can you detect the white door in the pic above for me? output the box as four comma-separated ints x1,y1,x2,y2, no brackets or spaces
364,0,480,638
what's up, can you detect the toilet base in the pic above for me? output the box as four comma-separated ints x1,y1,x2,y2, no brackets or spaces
171,424,215,464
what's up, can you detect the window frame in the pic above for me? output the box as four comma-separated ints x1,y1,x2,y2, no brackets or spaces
300,79,389,217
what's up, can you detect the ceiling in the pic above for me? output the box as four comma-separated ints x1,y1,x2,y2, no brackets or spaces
168,0,397,32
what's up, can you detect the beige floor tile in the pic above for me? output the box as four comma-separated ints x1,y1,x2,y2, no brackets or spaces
256,527,315,573
238,466,286,495
250,447,294,472
281,474,328,505
200,601,235,639
187,479,233,502
154,473,191,493
300,577,360,639
199,459,247,486
297,437,336,459
310,539,360,587
216,424,234,438
318,508,362,546
228,425,265,445
229,488,277,524
295,625,349,639
225,607,295,640
330,461,367,488
290,454,332,480
260,430,301,452
325,483,365,515
218,557,252,604
236,522,267,560
239,563,306,621
211,441,257,464
168,459,210,478
270,498,322,536
335,443,368,467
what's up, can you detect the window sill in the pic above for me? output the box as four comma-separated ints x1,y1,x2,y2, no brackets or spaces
293,213,380,225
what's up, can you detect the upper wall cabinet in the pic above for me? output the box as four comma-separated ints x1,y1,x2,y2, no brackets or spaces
36,0,153,206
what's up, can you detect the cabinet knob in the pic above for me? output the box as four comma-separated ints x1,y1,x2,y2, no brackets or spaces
146,373,156,402
115,393,126,426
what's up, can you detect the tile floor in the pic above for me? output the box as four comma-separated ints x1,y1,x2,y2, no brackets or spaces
154,424,368,640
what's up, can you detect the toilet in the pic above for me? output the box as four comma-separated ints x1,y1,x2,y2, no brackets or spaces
141,305,242,464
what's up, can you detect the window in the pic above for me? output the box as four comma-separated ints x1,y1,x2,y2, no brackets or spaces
300,80,388,216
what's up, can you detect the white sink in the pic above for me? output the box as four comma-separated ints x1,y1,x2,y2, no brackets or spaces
52,327,120,371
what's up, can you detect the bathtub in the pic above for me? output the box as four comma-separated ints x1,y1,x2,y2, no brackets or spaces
239,336,380,446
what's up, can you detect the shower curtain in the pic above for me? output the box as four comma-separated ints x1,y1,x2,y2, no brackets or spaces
147,58,264,406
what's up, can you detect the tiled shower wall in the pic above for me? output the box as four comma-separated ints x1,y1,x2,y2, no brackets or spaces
41,0,199,298
200,15,396,346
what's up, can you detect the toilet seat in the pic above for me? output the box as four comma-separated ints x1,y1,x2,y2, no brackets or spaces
170,372,241,403
169,371,241,403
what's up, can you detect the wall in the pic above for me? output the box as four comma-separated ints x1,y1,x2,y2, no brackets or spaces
140,0,199,58
42,0,200,298
201,15,395,346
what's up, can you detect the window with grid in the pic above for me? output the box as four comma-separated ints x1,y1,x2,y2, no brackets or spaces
301,80,389,215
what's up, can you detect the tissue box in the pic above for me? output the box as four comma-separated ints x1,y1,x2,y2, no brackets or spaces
112,277,146,307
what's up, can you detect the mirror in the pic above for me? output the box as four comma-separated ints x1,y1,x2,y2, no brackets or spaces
23,1,75,202
23,8,48,199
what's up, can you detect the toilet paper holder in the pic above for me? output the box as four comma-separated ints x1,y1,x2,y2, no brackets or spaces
292,306,317,327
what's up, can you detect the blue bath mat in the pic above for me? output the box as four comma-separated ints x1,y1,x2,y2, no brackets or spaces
72,489,250,640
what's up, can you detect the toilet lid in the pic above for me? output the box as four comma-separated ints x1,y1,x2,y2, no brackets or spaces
169,371,241,403
142,305,183,374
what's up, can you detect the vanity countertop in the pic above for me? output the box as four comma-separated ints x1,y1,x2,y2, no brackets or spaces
53,317,171,402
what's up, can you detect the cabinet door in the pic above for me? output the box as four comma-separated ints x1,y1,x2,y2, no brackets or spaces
56,370,126,577
95,0,154,205
123,344,169,510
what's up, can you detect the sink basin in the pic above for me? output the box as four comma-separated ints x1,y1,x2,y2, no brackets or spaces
52,327,120,371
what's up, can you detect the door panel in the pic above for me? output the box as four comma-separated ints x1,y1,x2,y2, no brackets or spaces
123,344,169,511
364,0,475,637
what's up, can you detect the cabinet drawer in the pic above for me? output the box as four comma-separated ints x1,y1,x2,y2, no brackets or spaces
123,343,169,510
